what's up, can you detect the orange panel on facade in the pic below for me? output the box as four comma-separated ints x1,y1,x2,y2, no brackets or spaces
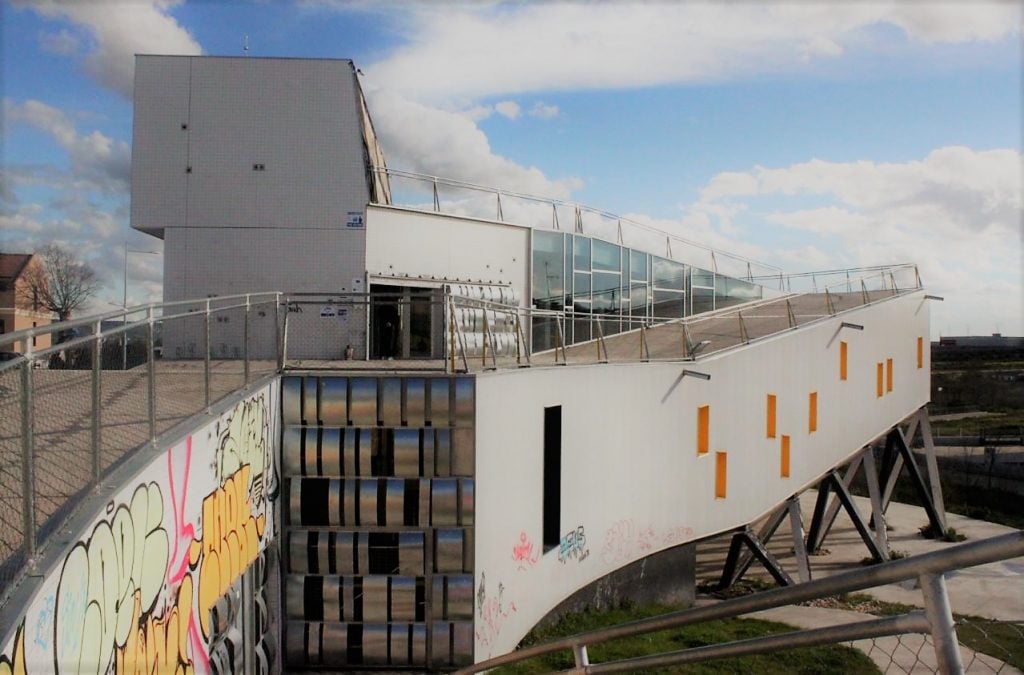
766,394,777,439
876,363,884,398
808,392,818,433
697,405,710,455
917,337,924,369
886,358,894,392
781,435,791,478
715,451,727,498
840,341,848,381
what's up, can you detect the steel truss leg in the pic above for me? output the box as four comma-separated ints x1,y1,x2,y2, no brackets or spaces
718,526,795,590
807,452,864,553
891,424,947,534
807,469,886,563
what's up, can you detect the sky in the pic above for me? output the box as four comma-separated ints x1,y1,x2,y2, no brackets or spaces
1,1,1021,337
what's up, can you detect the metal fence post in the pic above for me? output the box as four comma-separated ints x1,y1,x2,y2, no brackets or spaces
20,359,36,559
147,307,157,443
280,299,290,371
919,572,964,674
274,293,282,372
91,319,102,483
204,298,211,412
243,295,251,387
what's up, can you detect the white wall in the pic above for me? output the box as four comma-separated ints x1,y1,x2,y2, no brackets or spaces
472,291,930,659
366,206,529,301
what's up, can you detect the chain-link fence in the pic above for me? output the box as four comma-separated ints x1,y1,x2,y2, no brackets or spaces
0,292,281,596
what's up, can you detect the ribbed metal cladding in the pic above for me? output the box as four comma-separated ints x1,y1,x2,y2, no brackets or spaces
282,374,475,670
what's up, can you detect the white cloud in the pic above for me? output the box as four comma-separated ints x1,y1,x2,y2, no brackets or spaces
494,100,521,120
364,3,1020,100
18,0,201,97
529,102,560,119
4,98,130,193
38,28,80,56
368,90,580,199
686,146,1023,336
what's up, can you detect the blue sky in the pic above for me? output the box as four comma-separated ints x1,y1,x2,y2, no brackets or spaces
2,1,1021,336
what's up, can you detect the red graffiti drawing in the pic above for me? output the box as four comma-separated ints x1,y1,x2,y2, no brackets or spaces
511,531,539,571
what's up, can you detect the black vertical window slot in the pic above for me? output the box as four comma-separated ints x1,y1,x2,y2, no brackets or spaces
543,405,562,551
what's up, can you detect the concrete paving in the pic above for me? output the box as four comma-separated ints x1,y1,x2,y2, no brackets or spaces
697,493,1024,673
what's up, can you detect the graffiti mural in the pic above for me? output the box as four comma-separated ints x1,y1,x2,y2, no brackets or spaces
557,526,589,564
511,531,539,571
0,384,279,674
474,574,517,654
601,519,656,567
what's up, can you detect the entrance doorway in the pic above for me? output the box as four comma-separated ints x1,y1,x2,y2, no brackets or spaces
370,284,441,360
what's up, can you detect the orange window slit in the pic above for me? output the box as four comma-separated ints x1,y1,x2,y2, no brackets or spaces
876,362,884,398
808,392,818,433
917,337,924,370
781,435,791,478
697,405,710,456
715,451,727,498
886,358,894,392
766,394,777,439
839,340,848,381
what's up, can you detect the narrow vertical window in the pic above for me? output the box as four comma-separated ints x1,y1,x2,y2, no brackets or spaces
697,405,710,456
876,363,884,398
808,392,818,433
886,358,894,392
543,406,562,551
780,435,791,478
839,341,848,381
917,337,923,370
715,451,728,498
766,394,777,439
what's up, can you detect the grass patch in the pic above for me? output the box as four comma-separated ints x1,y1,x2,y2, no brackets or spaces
956,616,1024,670
918,523,967,542
493,602,880,674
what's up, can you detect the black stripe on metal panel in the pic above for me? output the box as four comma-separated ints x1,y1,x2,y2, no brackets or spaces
404,479,419,526
348,624,363,665
353,576,364,622
387,576,393,622
352,532,360,575
387,623,393,665
449,621,456,666
327,531,337,574
416,577,425,622
353,479,361,525
408,623,414,664
318,621,325,664
299,376,306,426
307,530,319,575
316,426,324,476
299,427,308,477
303,622,310,662
418,429,425,476
304,576,324,621
377,479,387,525
368,533,399,574
301,479,328,526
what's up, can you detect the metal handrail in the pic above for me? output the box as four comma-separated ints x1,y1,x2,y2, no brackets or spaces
374,167,784,284
458,531,1024,674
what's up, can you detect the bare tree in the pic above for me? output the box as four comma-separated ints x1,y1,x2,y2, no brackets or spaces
18,244,101,322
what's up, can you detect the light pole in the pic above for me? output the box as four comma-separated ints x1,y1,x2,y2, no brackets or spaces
122,242,160,369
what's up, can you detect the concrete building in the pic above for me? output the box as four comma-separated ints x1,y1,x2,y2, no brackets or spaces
0,56,935,673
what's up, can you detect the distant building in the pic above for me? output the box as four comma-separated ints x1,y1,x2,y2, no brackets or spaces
934,334,1024,360
0,253,53,351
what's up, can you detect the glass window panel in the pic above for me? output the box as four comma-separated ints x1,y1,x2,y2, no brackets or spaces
630,284,648,318
573,236,591,271
692,268,715,288
532,231,564,311
573,273,591,313
630,250,648,281
592,240,620,272
692,287,714,315
592,272,620,314
652,290,685,319
621,246,629,279
715,276,762,310
532,317,558,353
652,256,686,290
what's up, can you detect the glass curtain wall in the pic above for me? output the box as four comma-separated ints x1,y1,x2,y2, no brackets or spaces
530,232,764,352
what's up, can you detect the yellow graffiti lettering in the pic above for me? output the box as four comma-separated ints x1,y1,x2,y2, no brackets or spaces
191,465,265,637
114,575,194,675
0,624,25,675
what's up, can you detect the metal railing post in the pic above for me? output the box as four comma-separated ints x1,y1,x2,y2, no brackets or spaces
481,310,489,368
91,319,102,482
738,311,749,344
861,279,870,305
204,299,211,412
573,644,590,670
919,573,964,674
280,297,290,371
448,296,457,373
20,358,36,559
825,288,836,315
147,307,157,444
243,295,251,386
274,293,282,371
786,299,797,328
